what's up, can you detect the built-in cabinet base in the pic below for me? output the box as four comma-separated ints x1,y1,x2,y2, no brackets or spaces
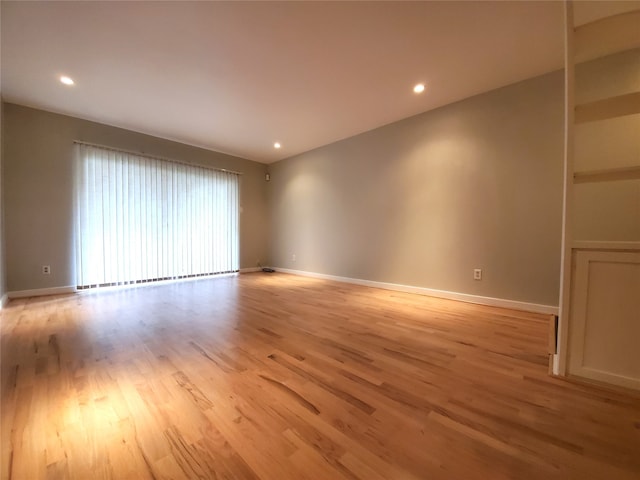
568,248,640,390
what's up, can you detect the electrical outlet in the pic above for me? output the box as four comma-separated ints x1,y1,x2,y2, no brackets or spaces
292,254,296,262
473,268,482,280
42,265,51,275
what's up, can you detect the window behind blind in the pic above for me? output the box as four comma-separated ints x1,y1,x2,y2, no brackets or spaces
75,143,239,289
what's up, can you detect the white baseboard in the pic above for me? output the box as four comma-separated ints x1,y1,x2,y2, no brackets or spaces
0,293,8,309
274,267,559,315
240,267,262,273
552,354,560,375
8,286,77,299
3,271,558,315
8,273,249,300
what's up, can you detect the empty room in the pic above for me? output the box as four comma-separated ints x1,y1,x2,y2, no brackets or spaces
1,1,639,479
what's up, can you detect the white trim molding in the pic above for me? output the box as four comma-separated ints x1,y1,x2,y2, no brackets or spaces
8,286,77,299
239,267,262,273
7,273,248,300
1,293,9,309
572,241,640,251
275,267,559,315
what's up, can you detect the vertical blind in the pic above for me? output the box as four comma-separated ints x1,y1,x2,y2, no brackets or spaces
75,143,239,289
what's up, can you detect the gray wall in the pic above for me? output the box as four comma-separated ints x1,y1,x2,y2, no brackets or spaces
269,71,564,307
3,103,269,292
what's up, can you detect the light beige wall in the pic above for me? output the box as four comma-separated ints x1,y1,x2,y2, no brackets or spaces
3,103,269,292
269,71,564,307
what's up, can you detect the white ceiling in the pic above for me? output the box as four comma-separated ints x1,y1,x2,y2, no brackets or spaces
0,1,598,164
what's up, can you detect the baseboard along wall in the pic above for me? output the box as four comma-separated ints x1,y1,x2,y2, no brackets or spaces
274,267,559,315
3,269,559,316
7,286,78,300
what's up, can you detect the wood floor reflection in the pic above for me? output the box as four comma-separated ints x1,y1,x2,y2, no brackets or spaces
2,273,639,479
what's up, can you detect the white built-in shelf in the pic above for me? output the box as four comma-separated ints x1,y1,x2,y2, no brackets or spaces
575,92,640,124
575,10,640,63
573,165,640,184
572,241,640,251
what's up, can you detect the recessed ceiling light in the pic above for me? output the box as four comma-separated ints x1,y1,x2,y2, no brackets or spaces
60,76,75,86
274,142,281,149
413,83,425,94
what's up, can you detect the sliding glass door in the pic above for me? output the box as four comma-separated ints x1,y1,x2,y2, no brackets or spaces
75,144,239,289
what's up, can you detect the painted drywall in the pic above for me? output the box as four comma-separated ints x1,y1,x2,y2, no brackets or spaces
1,1,5,302
0,101,5,302
269,71,564,307
573,48,640,241
3,103,269,292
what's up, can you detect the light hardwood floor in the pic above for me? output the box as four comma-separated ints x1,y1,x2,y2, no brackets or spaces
1,273,639,479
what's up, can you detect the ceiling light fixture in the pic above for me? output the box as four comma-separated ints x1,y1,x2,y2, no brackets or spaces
413,83,425,94
60,76,75,86
274,142,281,149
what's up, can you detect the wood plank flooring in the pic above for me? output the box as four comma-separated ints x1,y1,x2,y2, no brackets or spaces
1,272,639,479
